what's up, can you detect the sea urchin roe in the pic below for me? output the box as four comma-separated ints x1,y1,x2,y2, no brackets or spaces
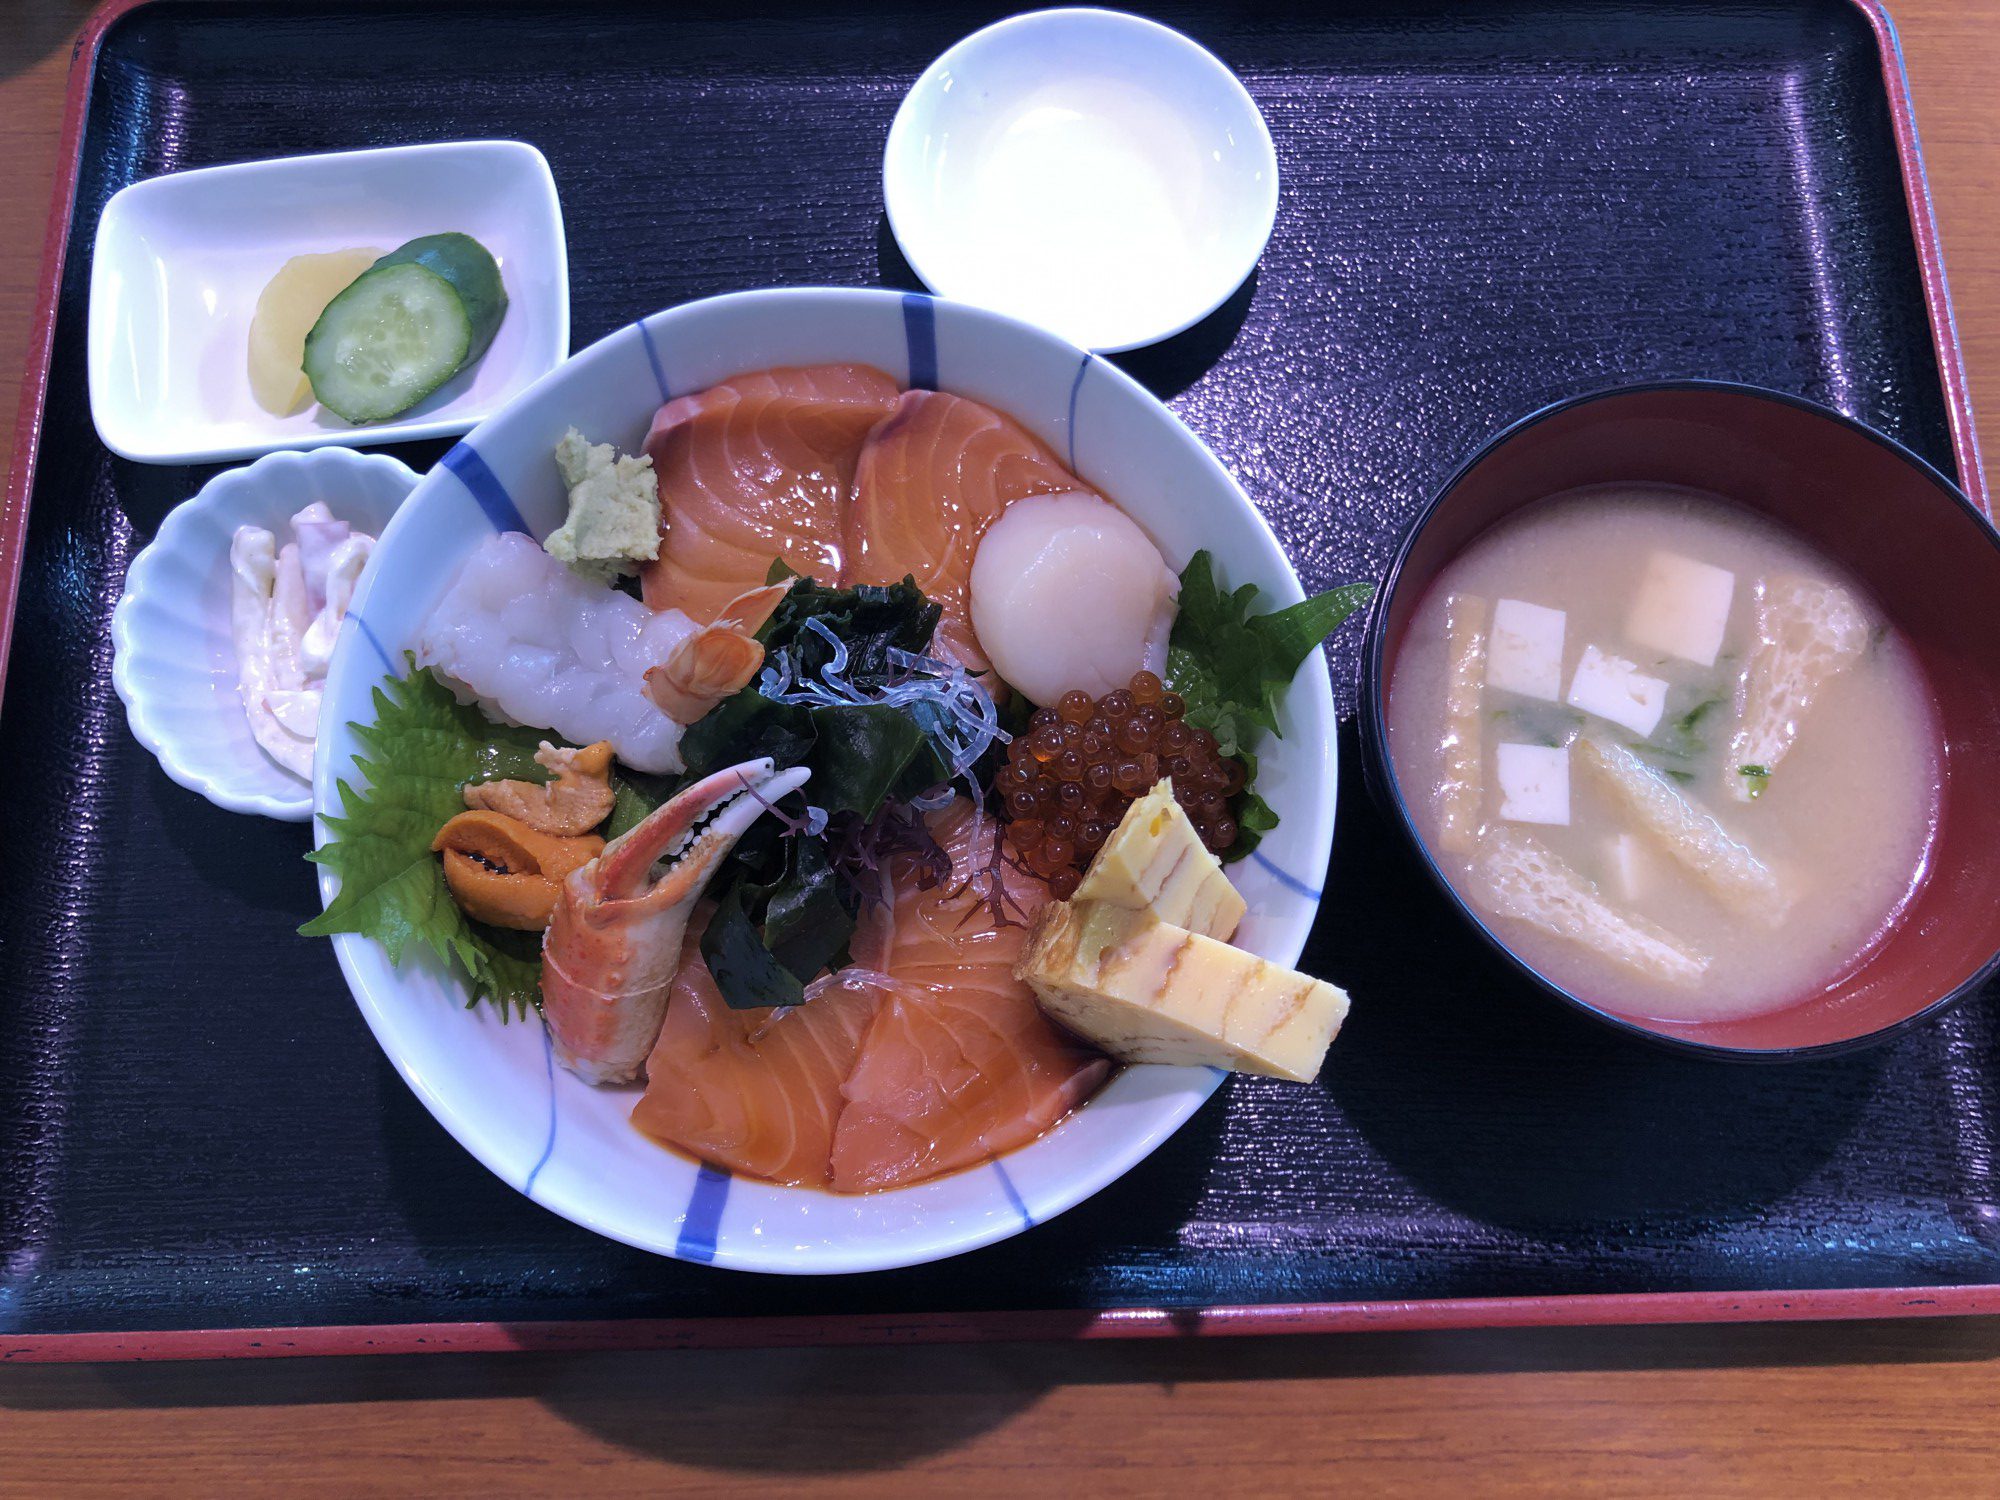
999,671,1245,883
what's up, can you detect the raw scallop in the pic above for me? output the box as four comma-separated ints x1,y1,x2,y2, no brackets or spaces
967,490,1178,705
846,390,1082,674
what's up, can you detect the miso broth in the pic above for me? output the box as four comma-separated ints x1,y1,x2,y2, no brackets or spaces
1386,485,1940,1025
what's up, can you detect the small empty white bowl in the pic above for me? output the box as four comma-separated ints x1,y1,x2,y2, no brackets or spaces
88,140,570,464
884,8,1278,353
112,447,419,821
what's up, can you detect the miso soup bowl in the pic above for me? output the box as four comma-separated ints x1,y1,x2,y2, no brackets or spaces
1360,381,2000,1060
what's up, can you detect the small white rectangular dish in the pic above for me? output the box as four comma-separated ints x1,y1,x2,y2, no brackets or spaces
88,139,569,464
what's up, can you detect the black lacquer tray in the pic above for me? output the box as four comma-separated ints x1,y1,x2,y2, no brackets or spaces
3,0,1994,1360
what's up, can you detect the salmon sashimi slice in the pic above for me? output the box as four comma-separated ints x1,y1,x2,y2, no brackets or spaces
845,390,1089,674
640,363,901,624
631,907,882,1189
831,971,1112,1193
833,800,1111,1193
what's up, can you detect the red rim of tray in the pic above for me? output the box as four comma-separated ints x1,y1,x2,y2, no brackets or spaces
1,0,1993,1361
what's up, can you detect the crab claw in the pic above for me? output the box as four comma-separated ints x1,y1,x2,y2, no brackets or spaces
542,757,812,1084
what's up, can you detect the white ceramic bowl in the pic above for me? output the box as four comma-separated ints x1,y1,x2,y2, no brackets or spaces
88,140,570,464
112,447,419,821
884,8,1279,352
314,287,1336,1273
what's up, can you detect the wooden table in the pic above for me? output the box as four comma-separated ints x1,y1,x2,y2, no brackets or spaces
4,2,2000,1491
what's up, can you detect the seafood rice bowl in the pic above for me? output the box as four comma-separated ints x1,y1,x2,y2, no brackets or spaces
312,288,1341,1273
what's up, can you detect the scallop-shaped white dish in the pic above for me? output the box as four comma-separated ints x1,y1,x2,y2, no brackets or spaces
112,447,419,821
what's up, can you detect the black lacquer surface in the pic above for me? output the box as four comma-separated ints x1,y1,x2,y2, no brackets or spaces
3,0,1993,1337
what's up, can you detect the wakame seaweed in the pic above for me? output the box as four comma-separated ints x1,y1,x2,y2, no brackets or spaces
675,573,958,1008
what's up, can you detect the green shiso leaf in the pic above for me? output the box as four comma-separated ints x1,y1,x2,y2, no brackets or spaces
1165,551,1372,860
300,660,555,1017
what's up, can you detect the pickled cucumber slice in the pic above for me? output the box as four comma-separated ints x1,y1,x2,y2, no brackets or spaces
370,233,507,363
303,263,471,423
302,233,507,424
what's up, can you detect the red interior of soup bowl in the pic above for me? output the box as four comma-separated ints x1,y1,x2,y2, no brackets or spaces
1364,382,2000,1057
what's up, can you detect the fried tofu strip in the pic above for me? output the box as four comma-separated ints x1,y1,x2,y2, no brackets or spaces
1728,575,1870,800
1437,593,1489,852
1476,828,1708,986
1575,737,1785,918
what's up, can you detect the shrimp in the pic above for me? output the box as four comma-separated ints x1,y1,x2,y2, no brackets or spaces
418,533,700,775
541,757,811,1084
643,580,792,724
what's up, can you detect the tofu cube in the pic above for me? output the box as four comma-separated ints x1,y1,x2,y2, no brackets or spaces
1566,644,1668,738
1626,551,1736,668
1485,599,1566,702
1495,741,1570,826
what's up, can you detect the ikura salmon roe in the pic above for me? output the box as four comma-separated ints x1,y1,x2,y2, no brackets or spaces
997,671,1247,883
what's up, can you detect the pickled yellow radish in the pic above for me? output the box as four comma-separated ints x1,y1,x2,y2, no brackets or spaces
247,248,383,415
